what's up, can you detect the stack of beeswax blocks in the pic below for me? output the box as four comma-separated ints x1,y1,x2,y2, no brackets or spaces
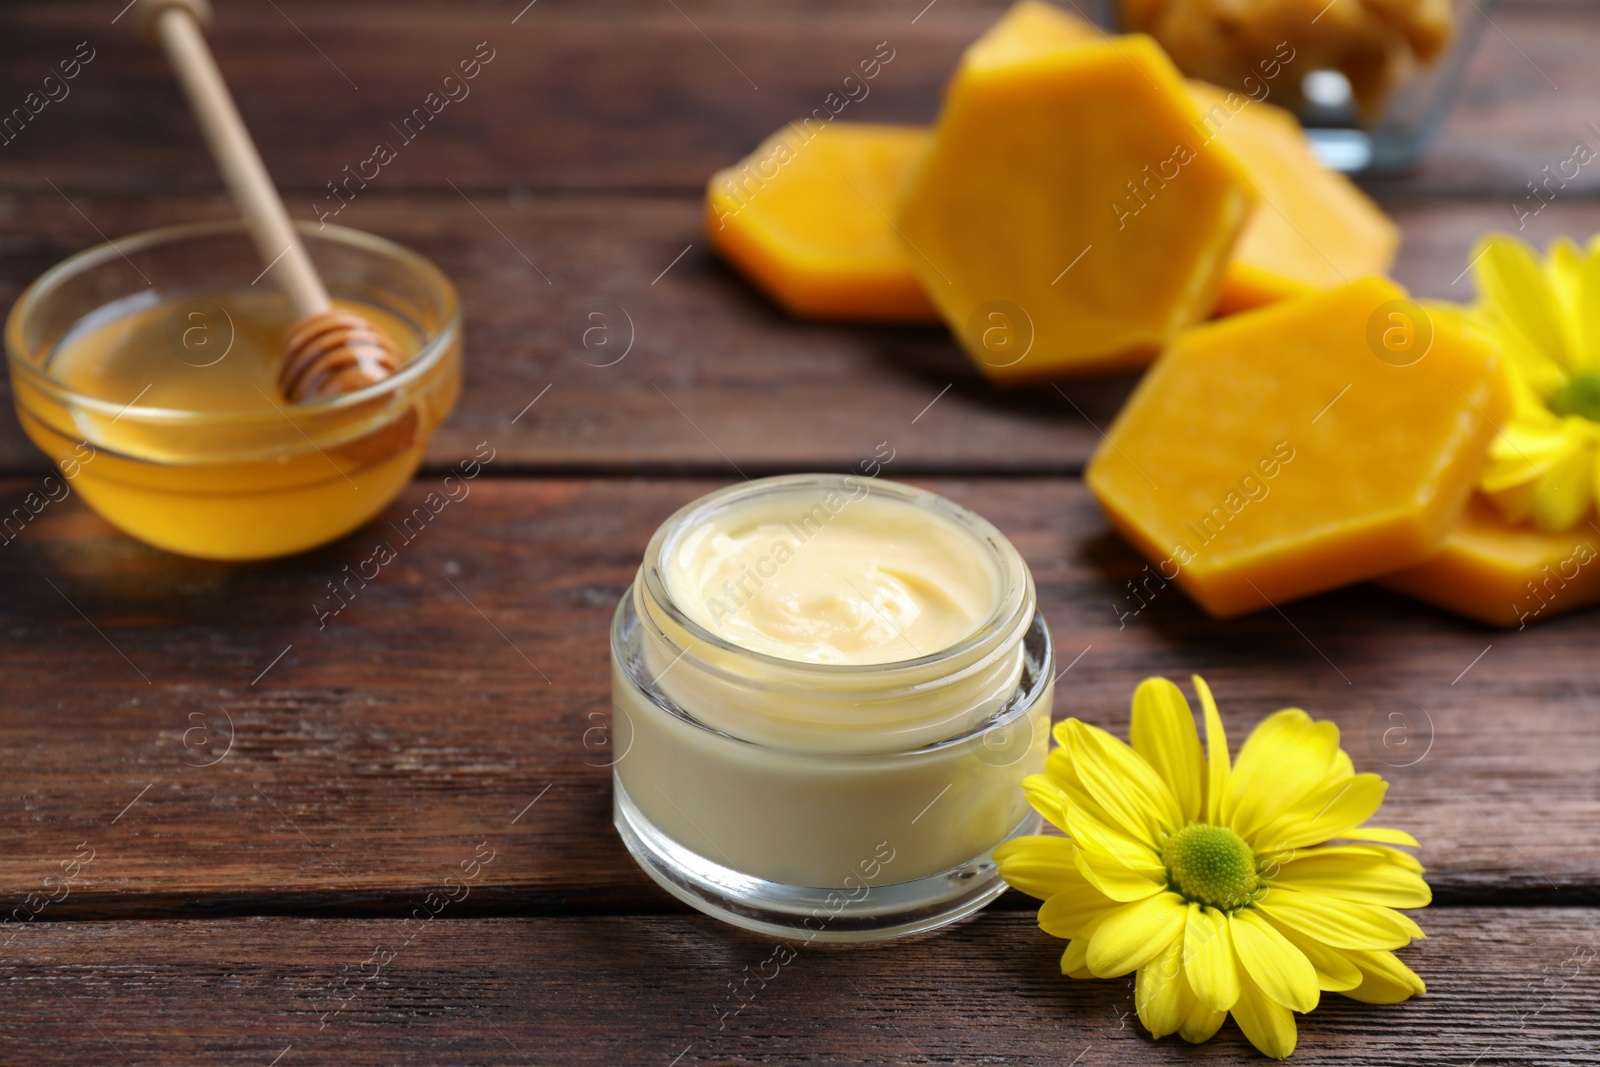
705,1,1592,628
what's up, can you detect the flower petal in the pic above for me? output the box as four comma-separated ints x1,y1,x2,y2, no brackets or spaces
1135,937,1190,1039
1340,949,1427,1004
1184,902,1240,1011
1529,425,1596,533
1074,847,1166,903
1266,914,1365,992
1224,709,1341,838
1571,236,1600,372
1051,717,1073,750
1338,826,1420,848
1086,892,1188,978
1021,774,1071,834
1231,908,1320,1013
1178,999,1227,1044
1256,887,1423,950
1325,747,1354,785
995,835,1086,901
1060,908,1114,978
1264,843,1423,875
1038,883,1119,940
1269,852,1432,910
1486,415,1578,491
1060,940,1093,978
1230,970,1299,1060
1251,774,1388,853
1194,676,1231,824
1129,677,1204,824
1548,236,1589,361
1050,741,1164,868
1063,794,1164,872
1471,309,1567,402
1064,719,1183,841
1474,233,1569,366
1045,742,1076,788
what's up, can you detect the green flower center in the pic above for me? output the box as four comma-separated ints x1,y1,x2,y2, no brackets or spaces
1549,371,1600,423
1162,823,1260,911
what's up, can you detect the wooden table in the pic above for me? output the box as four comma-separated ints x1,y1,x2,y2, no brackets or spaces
1,2,1597,1063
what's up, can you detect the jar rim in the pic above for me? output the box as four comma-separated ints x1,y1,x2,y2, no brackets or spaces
636,473,1034,680
4,218,460,425
612,591,1055,759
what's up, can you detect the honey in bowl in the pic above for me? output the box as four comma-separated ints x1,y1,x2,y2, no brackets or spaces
7,222,461,561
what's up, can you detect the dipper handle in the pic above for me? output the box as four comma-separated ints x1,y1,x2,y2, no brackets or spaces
141,0,329,320
138,0,401,402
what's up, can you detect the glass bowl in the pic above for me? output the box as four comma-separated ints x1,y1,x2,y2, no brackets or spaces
5,220,460,560
1091,0,1494,173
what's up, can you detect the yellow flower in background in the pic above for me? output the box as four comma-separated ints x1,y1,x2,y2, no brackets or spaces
1468,233,1600,532
996,676,1429,1060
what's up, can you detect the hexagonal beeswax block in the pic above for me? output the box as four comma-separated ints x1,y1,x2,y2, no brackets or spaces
1381,498,1600,628
898,5,1255,381
707,123,938,323
706,97,1393,325
1085,278,1512,618
1192,82,1398,314
960,0,1098,62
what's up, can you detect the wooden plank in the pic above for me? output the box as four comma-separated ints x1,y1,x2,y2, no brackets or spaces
1391,198,1600,300
1363,2,1600,202
0,4,981,195
0,475,1595,917
0,187,1136,477
4,192,1598,478
0,3,1590,199
0,909,1594,1065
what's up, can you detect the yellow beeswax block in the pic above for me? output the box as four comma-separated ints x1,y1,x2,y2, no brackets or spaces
898,2,1255,382
1190,82,1399,314
709,94,1394,324
962,0,1099,64
702,3,1394,331
1085,278,1511,618
1381,497,1600,628
706,123,939,323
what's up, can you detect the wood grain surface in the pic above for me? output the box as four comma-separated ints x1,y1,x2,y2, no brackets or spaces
0,1,1588,199
0,1,1588,477
3,193,1600,478
1,3,1596,1064
0,910,1594,1065
0,476,1593,916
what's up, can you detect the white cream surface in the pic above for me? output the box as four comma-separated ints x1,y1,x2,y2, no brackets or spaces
665,492,1000,665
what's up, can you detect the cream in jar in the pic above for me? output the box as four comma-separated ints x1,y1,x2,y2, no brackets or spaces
610,474,1054,941
667,491,998,665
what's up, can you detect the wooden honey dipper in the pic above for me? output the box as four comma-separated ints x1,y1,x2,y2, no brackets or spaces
139,0,401,403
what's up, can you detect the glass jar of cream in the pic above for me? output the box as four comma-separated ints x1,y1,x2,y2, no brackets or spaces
611,474,1053,941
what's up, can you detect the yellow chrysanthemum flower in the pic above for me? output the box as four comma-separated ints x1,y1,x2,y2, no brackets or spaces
1467,233,1600,532
996,676,1430,1060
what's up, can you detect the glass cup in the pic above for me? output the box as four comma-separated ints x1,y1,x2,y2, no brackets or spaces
6,220,460,559
1090,0,1494,173
1294,0,1495,173
610,474,1055,942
